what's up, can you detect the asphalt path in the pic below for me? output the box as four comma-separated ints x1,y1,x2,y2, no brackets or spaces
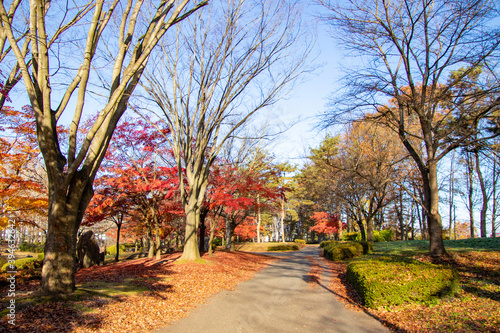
155,246,390,333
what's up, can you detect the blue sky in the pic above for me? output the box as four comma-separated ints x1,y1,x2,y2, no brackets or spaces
269,2,343,166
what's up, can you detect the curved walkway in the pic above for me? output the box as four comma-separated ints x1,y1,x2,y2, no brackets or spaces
155,246,389,333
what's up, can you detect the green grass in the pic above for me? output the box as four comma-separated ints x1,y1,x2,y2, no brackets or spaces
372,237,500,256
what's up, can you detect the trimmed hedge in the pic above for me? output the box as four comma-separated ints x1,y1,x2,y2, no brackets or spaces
341,230,394,242
1,257,42,271
267,244,299,251
294,239,306,244
323,241,363,261
346,256,460,309
320,240,337,248
342,232,359,241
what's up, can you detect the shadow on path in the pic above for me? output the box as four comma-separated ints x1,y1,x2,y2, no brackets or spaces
155,246,390,333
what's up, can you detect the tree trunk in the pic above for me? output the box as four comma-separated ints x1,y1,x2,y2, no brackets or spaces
425,161,446,256
492,157,497,238
180,200,201,260
208,218,216,256
356,218,366,241
225,217,231,250
256,195,261,243
115,222,121,262
155,224,161,260
280,199,285,243
199,210,207,253
41,182,93,294
147,226,155,259
366,218,373,242
466,151,475,239
474,149,488,238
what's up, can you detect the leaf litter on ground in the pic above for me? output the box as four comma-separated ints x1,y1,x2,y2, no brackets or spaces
0,251,276,333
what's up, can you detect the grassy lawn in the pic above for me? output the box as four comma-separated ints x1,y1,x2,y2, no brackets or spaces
327,238,500,333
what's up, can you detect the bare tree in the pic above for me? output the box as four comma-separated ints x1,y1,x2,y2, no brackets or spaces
319,0,500,256
142,0,312,260
0,0,206,294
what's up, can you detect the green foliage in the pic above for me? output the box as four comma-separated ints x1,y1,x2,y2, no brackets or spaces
356,241,373,254
1,257,42,271
294,239,306,244
0,258,6,270
379,229,394,242
212,238,223,247
341,230,394,242
323,241,363,261
346,256,460,309
320,240,337,248
267,244,299,251
341,232,360,241
18,242,45,253
37,253,44,261
106,244,126,255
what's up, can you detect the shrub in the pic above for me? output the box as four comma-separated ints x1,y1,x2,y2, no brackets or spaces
341,232,360,241
0,258,6,270
212,238,223,247
18,242,45,253
267,244,299,251
37,253,44,261
106,244,127,255
373,231,386,242
1,257,42,271
379,229,394,242
346,256,460,309
294,239,306,244
356,241,373,254
323,241,363,261
320,240,336,248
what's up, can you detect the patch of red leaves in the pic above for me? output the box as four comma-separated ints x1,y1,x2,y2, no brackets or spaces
0,251,276,333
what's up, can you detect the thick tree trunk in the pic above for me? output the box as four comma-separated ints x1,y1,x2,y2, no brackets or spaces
181,212,201,260
425,162,446,256
41,182,93,294
366,217,374,242
356,219,366,241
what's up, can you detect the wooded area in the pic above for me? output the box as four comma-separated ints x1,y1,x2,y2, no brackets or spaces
0,0,499,302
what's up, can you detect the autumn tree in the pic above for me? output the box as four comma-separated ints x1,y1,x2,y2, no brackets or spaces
309,212,346,240
0,106,47,233
86,117,182,260
0,0,206,294
142,0,311,260
320,0,500,256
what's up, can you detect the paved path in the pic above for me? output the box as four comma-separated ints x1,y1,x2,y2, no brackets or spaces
155,246,390,333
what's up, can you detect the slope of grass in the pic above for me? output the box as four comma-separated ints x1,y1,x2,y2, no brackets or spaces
372,237,500,255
